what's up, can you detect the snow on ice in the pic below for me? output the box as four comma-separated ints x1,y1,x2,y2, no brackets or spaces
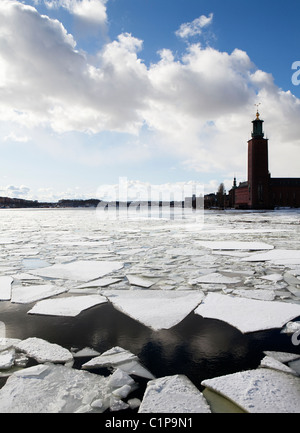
29,260,124,282
28,294,108,317
138,374,211,413
82,346,155,380
242,249,300,266
11,284,67,304
0,364,111,413
102,290,205,330
201,368,300,413
15,337,73,364
0,343,147,413
194,293,300,333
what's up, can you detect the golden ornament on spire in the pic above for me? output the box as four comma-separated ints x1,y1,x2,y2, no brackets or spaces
254,102,261,119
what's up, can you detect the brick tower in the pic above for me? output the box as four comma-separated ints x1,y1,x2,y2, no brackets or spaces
247,111,271,209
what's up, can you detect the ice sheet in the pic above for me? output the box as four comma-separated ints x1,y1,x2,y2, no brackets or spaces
73,347,100,358
260,356,298,375
29,260,124,282
0,349,15,369
232,289,276,301
201,369,300,413
126,275,157,288
0,364,111,413
138,375,211,413
194,293,300,333
15,337,73,363
197,241,274,250
11,284,67,304
82,346,137,369
75,277,123,289
28,294,108,317
0,338,21,352
13,273,43,281
190,272,241,285
82,346,155,379
242,249,300,266
103,290,205,330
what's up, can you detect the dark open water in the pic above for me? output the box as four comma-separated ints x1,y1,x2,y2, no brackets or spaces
1,298,299,397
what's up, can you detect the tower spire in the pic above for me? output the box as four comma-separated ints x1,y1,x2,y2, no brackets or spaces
252,104,264,138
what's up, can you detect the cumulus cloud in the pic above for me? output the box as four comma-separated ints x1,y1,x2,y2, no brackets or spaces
0,1,300,181
36,0,108,28
175,13,213,39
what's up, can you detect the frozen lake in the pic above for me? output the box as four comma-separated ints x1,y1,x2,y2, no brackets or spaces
0,207,300,412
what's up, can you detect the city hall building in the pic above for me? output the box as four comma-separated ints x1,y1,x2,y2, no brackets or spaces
229,112,300,209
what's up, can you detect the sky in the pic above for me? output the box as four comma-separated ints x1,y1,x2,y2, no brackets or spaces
0,0,300,201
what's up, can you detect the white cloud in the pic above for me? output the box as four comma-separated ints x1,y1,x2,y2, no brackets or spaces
0,185,31,199
3,132,30,142
175,13,213,39
44,0,108,27
0,2,300,184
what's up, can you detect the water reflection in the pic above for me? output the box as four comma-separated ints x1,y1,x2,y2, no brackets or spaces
0,301,270,390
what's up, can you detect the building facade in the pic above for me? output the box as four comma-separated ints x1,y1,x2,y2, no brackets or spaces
229,112,300,209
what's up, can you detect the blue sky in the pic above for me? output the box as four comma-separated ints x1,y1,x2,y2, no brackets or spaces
0,0,300,201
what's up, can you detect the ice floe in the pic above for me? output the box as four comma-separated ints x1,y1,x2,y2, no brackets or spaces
82,346,155,380
15,337,73,364
232,289,276,301
197,241,274,251
29,260,124,282
75,277,123,289
201,368,300,413
0,348,15,370
263,351,300,364
138,374,211,413
260,355,299,376
242,249,300,266
189,272,241,285
11,284,67,304
194,293,300,333
0,338,21,352
0,340,149,413
102,290,205,330
72,347,100,358
0,364,111,413
13,273,43,281
260,273,283,282
28,294,108,317
82,346,136,368
126,275,157,288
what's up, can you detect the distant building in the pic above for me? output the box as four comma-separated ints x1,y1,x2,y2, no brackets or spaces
229,112,300,209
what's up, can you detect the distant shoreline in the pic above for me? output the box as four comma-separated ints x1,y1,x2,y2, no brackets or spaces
0,197,101,209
